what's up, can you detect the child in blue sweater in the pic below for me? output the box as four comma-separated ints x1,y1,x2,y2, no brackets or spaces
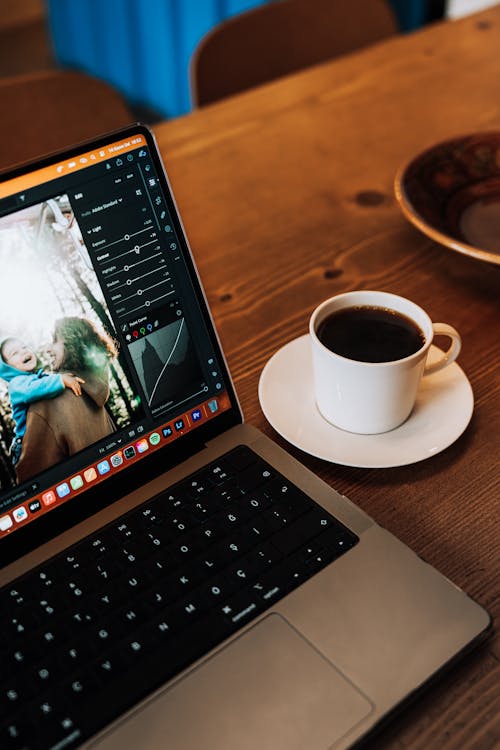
0,337,84,466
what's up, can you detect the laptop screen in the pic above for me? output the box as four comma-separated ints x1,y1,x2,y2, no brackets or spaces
0,125,239,554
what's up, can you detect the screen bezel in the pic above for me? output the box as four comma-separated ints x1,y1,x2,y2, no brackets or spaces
0,123,242,567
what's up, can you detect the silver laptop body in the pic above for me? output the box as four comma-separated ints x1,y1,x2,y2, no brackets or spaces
0,125,490,750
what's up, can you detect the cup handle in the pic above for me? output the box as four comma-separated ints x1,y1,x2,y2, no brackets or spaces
424,323,462,376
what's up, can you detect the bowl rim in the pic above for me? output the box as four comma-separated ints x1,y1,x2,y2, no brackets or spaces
394,132,500,266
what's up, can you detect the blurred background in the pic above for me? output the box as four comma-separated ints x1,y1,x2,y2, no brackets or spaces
0,0,498,123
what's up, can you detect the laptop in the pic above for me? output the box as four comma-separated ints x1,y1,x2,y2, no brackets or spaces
0,124,490,750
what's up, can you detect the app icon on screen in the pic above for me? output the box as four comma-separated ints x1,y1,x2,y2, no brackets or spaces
110,452,124,467
42,491,56,506
56,483,70,498
124,446,136,460
136,439,149,454
70,475,84,490
84,467,97,483
97,460,110,475
0,515,13,531
13,506,28,523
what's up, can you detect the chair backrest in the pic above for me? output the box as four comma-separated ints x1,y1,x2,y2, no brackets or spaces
191,0,398,107
0,70,133,171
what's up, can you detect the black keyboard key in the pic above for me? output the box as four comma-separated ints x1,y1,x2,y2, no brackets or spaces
148,613,182,640
208,482,242,506
0,717,37,750
32,660,64,688
170,535,204,562
217,530,253,559
240,491,272,515
237,463,275,492
205,462,231,484
246,542,282,574
266,503,296,526
117,542,150,564
38,622,69,649
165,510,197,537
181,475,215,499
115,636,153,666
85,621,123,650
223,446,257,471
272,488,311,520
198,575,232,606
0,678,38,717
5,612,40,639
91,556,123,584
31,708,81,750
90,589,120,615
218,589,264,627
113,571,150,600
271,508,334,555
166,568,199,598
69,607,98,630
55,641,96,672
7,643,40,671
60,577,93,602
142,553,178,582
250,554,308,604
137,505,165,527
60,550,87,574
149,489,182,513
195,520,226,545
94,654,125,684
189,497,220,521
78,534,118,562
222,556,262,591
259,508,289,534
3,583,31,609
137,586,169,616
29,569,59,597
188,554,220,580
63,670,100,703
140,528,174,552
112,515,144,537
241,516,275,542
32,696,60,722
217,505,250,530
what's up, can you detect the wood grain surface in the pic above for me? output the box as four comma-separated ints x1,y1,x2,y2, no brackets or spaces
154,8,500,748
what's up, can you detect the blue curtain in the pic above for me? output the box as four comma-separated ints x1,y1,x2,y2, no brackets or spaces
47,0,433,119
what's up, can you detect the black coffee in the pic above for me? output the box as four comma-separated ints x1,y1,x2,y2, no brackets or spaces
316,305,425,363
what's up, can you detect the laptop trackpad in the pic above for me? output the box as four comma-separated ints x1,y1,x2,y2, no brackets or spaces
93,614,373,750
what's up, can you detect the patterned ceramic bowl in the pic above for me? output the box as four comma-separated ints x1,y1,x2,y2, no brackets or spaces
395,132,500,265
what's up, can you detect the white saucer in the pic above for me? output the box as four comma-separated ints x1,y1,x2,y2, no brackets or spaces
258,335,473,468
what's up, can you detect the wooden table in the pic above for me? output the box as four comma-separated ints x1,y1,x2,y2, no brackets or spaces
154,7,500,748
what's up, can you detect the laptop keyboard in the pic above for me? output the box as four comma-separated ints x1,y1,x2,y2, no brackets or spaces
0,446,358,750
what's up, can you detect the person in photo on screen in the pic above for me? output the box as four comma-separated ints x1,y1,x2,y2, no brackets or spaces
0,337,85,466
15,318,118,483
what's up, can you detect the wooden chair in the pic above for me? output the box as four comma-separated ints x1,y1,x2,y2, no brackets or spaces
191,0,398,107
0,70,134,171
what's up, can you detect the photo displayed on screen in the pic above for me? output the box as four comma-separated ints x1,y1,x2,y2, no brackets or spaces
0,195,143,490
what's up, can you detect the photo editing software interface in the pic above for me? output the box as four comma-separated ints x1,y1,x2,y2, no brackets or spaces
0,134,231,539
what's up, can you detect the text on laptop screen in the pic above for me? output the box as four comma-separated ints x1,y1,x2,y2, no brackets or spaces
0,133,231,540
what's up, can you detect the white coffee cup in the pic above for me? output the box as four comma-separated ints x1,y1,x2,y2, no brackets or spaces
309,290,462,434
